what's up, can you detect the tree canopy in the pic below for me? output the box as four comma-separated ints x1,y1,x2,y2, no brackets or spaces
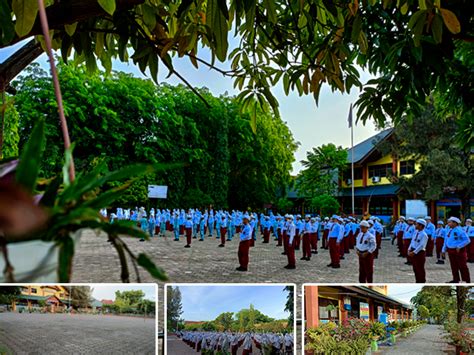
167,286,183,331
11,63,297,209
380,102,473,218
1,0,472,145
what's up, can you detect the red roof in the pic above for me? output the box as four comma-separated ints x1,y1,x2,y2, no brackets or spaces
101,299,114,305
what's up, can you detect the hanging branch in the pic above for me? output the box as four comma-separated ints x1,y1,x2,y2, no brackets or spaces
37,0,75,182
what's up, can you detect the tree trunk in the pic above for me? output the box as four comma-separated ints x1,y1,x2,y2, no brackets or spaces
461,193,471,220
456,286,467,324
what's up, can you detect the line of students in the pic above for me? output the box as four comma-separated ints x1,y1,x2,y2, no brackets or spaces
105,207,473,283
176,331,293,355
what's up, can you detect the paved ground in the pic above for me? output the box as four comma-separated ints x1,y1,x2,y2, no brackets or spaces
378,324,454,354
72,230,474,285
0,313,156,355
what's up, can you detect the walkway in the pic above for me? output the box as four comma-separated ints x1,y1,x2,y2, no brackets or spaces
378,324,454,354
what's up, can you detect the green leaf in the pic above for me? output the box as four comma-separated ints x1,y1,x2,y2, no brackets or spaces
57,235,74,282
103,221,149,240
62,144,75,187
98,0,116,16
0,1,15,44
64,22,78,36
351,15,362,43
12,0,39,37
431,14,443,43
263,0,277,23
137,253,168,281
177,0,193,17
358,31,368,54
15,118,45,194
207,0,228,62
148,53,159,83
142,5,157,30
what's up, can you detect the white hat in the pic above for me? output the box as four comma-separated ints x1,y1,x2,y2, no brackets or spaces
448,216,461,224
437,220,444,225
416,219,427,226
407,217,416,221
287,215,294,220
466,219,473,223
399,216,406,220
359,220,370,228
424,216,431,220
243,214,250,220
310,217,316,222
331,214,338,219
324,217,329,220
337,216,344,222
368,220,374,225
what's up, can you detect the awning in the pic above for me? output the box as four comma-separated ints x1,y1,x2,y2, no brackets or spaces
339,184,400,198
346,286,411,309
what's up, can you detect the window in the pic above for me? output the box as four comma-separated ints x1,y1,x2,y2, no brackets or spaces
319,298,339,323
399,160,415,175
368,163,392,178
369,197,393,216
343,167,363,181
31,288,37,294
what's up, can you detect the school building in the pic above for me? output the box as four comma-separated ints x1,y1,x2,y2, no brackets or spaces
11,285,70,312
304,285,413,328
338,129,473,223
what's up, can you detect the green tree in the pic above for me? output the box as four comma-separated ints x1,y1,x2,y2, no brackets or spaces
13,63,296,208
418,305,430,320
1,1,472,145
310,194,341,216
411,286,455,324
167,286,183,332
115,290,145,306
380,103,473,219
275,197,294,213
284,286,294,329
0,95,19,159
70,286,92,308
0,286,20,305
296,143,348,199
215,312,235,331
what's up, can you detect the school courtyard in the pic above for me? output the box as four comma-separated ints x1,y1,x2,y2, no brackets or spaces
0,312,155,355
72,230,474,285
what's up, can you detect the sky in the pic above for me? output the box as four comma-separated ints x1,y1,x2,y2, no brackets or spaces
0,36,379,173
387,284,423,305
90,284,156,302
175,285,290,321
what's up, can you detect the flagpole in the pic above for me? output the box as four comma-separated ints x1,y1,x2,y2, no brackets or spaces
350,104,355,216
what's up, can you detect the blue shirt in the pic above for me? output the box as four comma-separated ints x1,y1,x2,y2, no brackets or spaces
464,226,474,237
425,222,435,237
328,223,343,242
409,230,428,254
443,226,470,252
403,224,416,240
240,224,253,241
434,227,446,240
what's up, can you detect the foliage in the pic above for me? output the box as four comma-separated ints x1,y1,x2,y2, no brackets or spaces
411,286,455,324
368,321,386,339
13,63,297,209
70,286,92,308
275,198,294,213
380,103,474,218
0,286,20,304
444,320,473,352
215,312,234,331
2,0,472,145
167,286,183,332
418,305,430,319
305,319,371,355
115,289,145,306
296,143,347,199
2,118,170,283
284,286,294,329
0,95,19,159
309,194,341,216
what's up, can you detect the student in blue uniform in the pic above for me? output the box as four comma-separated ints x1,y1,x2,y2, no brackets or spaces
284,215,297,269
148,214,155,238
219,214,228,247
199,216,206,241
435,220,447,264
408,219,429,283
236,215,252,272
327,215,343,269
442,216,471,283
356,220,377,283
464,219,474,263
403,217,416,265
424,216,435,257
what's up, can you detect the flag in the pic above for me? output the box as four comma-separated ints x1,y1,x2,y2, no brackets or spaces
348,103,353,128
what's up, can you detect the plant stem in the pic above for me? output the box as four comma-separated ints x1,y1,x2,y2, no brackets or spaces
37,0,75,182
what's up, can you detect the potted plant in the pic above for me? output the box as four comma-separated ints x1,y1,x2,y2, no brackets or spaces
369,321,386,351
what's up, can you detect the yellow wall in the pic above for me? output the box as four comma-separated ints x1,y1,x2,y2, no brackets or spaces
340,154,421,188
369,286,388,295
21,286,69,299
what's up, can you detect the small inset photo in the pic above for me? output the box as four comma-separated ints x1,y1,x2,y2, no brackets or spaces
0,284,157,355
304,284,474,354
165,283,295,354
